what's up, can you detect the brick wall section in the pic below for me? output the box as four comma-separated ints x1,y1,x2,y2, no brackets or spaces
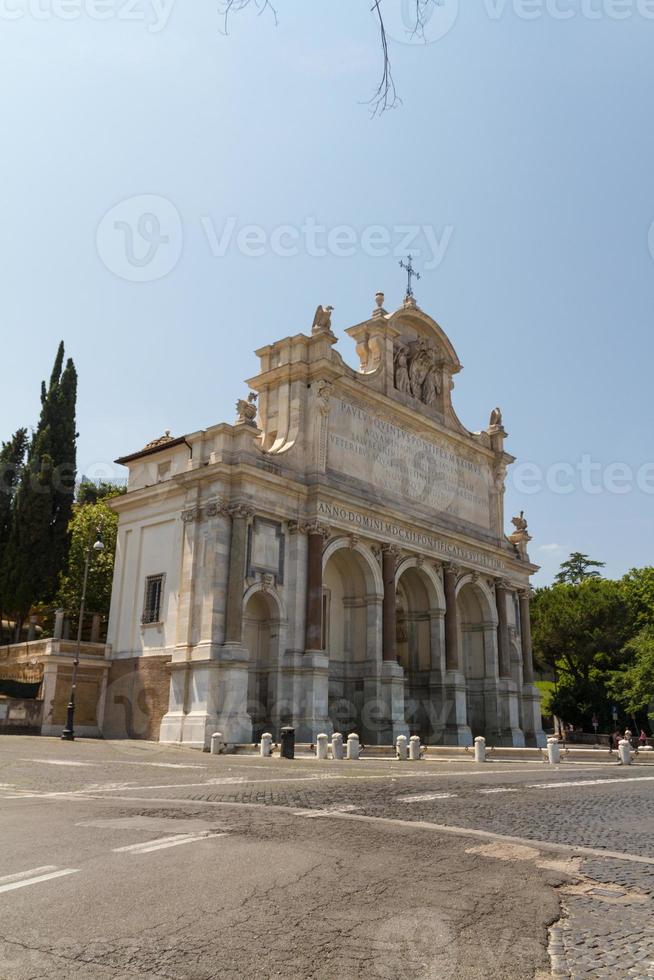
102,656,171,741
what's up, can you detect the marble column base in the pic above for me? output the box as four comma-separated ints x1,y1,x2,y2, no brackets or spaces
522,683,547,747
442,670,472,746
294,650,332,742
379,660,409,744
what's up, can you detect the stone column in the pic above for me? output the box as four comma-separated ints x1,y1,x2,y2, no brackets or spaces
495,580,511,679
443,563,460,671
519,590,534,684
224,505,252,645
519,587,545,747
298,522,331,741
305,523,329,651
382,546,398,662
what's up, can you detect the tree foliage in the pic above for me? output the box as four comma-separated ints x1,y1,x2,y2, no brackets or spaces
1,343,77,624
0,428,28,622
533,554,654,731
57,488,123,621
554,552,605,585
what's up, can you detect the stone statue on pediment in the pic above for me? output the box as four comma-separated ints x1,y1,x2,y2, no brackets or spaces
489,407,503,428
422,365,441,406
394,345,411,394
236,391,258,426
312,305,334,335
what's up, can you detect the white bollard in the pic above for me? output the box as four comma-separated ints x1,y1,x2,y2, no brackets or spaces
331,733,344,760
618,738,632,765
396,735,408,761
474,736,486,763
547,736,561,765
260,732,273,757
211,732,225,755
409,736,422,761
347,733,360,760
316,733,329,760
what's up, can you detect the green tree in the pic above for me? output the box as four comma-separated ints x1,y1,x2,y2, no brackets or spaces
531,578,631,728
620,567,654,633
2,343,77,628
555,552,606,585
57,490,122,622
607,627,654,729
0,428,28,637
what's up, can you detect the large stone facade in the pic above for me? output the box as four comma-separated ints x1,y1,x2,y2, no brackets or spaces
105,294,545,749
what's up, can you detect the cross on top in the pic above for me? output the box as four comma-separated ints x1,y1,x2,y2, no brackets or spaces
399,255,421,299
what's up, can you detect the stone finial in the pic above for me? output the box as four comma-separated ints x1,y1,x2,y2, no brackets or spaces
372,291,388,318
236,392,258,426
311,305,334,335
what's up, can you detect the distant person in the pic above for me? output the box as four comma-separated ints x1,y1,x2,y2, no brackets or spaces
639,730,647,747
612,730,621,750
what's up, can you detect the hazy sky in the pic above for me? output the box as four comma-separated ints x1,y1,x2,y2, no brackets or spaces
1,0,652,585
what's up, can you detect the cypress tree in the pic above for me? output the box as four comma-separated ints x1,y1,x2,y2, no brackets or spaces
0,428,28,638
2,343,77,630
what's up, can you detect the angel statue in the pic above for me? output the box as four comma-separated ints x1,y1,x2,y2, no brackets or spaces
311,305,334,335
236,391,258,426
489,406,503,428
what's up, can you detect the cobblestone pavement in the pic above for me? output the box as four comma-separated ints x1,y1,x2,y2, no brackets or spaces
1,738,654,978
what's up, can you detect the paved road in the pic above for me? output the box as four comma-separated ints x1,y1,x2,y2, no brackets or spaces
0,737,653,979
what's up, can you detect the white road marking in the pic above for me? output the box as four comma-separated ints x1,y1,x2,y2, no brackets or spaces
0,867,79,894
527,775,654,790
21,758,93,767
398,792,457,803
478,788,519,794
113,832,227,854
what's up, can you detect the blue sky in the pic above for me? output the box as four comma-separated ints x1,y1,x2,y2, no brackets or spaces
1,0,652,585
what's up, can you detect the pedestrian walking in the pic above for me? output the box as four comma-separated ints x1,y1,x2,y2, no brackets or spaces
639,730,647,747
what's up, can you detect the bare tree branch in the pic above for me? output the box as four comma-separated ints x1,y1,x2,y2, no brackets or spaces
219,0,444,115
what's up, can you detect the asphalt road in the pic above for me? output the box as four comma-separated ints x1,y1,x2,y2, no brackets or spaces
1,737,653,979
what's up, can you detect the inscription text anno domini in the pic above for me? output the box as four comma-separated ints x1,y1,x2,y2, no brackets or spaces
328,400,492,528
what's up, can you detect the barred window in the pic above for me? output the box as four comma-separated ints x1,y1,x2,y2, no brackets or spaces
142,574,165,625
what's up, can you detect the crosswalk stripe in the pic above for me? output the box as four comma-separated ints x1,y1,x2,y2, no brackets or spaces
113,832,227,854
0,868,79,894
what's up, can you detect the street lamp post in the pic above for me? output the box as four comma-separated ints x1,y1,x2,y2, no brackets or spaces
61,527,104,742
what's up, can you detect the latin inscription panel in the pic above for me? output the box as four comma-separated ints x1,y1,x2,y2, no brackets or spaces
328,399,492,529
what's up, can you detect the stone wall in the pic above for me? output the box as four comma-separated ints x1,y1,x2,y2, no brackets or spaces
0,697,43,733
102,656,171,741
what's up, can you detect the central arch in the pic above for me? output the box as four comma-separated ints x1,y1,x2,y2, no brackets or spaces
322,539,383,742
243,586,285,741
456,577,499,739
396,559,446,742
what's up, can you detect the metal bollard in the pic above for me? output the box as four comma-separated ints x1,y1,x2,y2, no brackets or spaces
316,733,329,760
396,735,408,761
618,738,632,765
331,733,344,760
547,736,561,765
280,726,295,760
210,732,226,755
260,732,273,757
474,736,486,763
409,736,422,761
347,733,360,760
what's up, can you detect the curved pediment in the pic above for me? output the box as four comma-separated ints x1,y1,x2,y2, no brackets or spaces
388,304,462,376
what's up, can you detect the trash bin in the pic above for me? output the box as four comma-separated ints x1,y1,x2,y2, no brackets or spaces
280,726,295,760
